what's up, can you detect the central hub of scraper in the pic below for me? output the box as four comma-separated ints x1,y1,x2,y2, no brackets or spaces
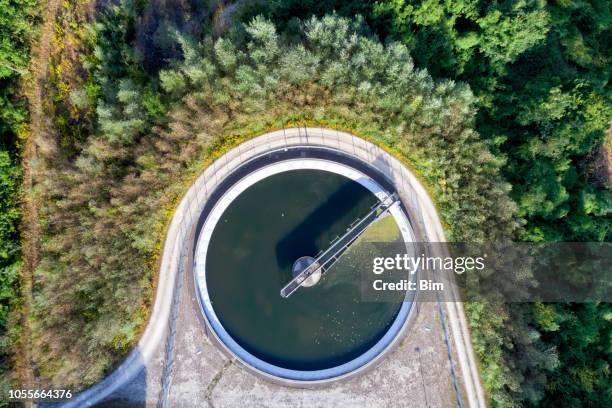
292,256,322,288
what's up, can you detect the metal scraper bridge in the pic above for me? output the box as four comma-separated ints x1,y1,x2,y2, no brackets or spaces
280,193,400,298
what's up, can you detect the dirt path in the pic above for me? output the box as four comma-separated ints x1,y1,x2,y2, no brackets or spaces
18,0,61,399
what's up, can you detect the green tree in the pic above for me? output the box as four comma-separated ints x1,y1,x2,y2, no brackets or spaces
0,0,37,394
0,0,38,150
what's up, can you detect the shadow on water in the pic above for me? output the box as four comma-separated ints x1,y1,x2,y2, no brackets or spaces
275,180,374,269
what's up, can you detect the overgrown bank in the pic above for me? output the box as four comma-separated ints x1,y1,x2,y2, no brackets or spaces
0,0,39,399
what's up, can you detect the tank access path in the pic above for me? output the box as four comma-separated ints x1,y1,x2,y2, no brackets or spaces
280,193,399,298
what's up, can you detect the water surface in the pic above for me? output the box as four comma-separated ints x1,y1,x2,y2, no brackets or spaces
206,170,404,370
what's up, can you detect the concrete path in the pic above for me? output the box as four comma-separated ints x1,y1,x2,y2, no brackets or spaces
59,128,486,408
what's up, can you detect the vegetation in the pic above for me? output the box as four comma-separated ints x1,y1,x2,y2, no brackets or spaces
1,0,37,150
0,0,38,397
0,152,20,381
0,0,37,148
369,0,611,242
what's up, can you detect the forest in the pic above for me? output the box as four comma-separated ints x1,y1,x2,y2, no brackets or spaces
0,0,38,398
0,0,610,407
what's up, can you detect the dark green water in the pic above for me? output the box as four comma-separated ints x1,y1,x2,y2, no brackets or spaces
206,170,403,370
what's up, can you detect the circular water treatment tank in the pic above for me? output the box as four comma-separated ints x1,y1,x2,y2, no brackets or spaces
194,150,414,382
